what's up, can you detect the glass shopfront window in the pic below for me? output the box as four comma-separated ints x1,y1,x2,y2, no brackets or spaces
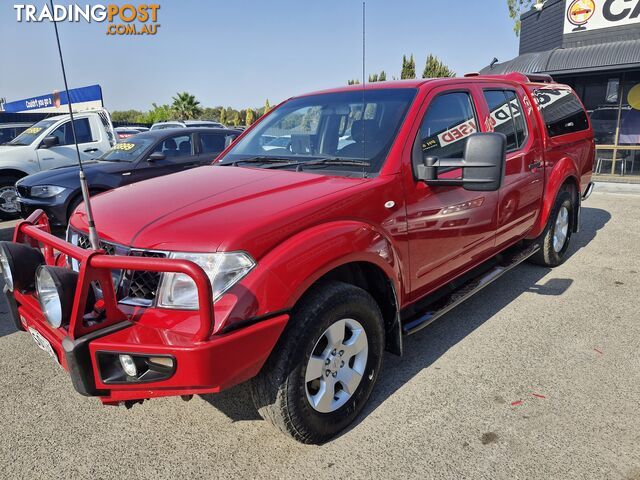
564,72,640,178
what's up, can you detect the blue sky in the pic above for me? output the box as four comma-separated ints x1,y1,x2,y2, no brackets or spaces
0,1,520,111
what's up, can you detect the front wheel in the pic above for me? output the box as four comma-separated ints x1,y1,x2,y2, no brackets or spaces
0,176,21,221
250,281,385,444
529,189,574,267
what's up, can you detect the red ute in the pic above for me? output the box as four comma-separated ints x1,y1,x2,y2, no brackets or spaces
2,72,594,444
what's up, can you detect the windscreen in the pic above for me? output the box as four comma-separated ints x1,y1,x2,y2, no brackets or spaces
7,119,57,145
220,88,417,175
98,137,155,162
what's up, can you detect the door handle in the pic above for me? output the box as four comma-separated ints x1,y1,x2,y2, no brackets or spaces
84,148,99,153
528,161,543,171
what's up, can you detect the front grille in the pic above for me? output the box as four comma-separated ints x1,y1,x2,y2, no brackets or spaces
126,251,167,301
77,233,117,256
72,231,166,304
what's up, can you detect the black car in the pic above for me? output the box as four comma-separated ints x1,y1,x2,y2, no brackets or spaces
16,127,241,226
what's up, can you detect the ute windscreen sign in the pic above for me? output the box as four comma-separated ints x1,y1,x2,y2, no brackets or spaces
564,0,640,34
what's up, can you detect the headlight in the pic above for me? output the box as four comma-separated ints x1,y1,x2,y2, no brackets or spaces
30,185,67,198
0,241,45,292
157,252,255,309
35,266,78,328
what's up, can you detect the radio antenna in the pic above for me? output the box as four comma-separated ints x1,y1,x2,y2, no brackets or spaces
361,1,367,178
49,0,100,250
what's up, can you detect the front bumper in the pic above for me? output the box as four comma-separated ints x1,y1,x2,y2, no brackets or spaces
17,195,70,227
5,210,289,404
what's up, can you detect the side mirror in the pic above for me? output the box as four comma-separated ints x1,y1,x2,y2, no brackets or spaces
147,151,166,162
416,133,506,192
40,136,60,148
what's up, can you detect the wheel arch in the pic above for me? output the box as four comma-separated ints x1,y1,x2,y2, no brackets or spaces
528,157,581,239
256,220,406,355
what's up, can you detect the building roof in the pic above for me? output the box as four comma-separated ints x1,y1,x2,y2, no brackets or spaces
480,39,640,76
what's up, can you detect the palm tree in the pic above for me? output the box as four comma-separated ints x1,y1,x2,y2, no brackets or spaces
171,92,203,120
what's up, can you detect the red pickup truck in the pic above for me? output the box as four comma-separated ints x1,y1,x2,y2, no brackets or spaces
2,72,594,444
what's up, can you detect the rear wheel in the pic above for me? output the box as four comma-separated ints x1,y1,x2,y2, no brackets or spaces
0,176,21,221
529,188,574,267
250,281,384,444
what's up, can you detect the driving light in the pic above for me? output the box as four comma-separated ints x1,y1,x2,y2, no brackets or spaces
35,266,78,328
30,185,67,198
157,252,255,309
119,354,137,377
0,241,45,292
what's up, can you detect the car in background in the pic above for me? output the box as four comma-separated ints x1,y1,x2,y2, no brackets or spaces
16,127,240,226
262,134,291,151
150,120,225,130
0,122,34,145
0,110,116,220
114,127,144,141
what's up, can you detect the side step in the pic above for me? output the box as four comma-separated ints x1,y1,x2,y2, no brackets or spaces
402,243,540,336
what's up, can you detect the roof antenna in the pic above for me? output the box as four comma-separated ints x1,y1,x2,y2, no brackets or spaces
49,0,100,250
490,57,499,70
361,1,367,178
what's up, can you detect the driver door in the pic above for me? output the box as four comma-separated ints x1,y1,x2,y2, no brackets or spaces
36,118,99,170
403,85,500,301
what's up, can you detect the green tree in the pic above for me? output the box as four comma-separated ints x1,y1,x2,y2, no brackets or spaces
507,0,537,36
422,54,455,78
111,110,143,123
264,99,271,113
246,108,255,126
379,70,387,81
401,54,416,79
141,103,173,123
171,91,203,120
347,79,361,85
368,73,379,83
232,110,241,127
219,107,227,125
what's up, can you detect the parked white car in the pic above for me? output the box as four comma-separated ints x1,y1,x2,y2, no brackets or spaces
0,110,115,219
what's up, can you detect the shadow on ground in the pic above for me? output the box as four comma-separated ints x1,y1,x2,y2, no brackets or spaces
200,206,611,430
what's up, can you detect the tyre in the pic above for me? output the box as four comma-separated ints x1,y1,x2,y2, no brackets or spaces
251,281,385,444
529,188,574,267
0,176,21,221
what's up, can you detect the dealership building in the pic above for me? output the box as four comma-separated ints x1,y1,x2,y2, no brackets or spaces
482,0,640,180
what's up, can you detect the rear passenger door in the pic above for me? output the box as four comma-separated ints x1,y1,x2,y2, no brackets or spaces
479,85,544,249
197,131,237,164
132,133,199,182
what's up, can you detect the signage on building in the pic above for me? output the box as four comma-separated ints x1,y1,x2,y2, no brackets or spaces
564,0,640,34
0,84,103,113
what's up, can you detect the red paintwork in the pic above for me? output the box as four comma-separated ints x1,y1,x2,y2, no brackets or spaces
11,74,593,405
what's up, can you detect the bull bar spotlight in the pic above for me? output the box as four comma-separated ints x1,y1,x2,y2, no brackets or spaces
35,266,79,328
0,241,45,292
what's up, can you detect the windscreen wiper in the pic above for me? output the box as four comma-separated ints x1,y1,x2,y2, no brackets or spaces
263,157,370,171
225,156,294,167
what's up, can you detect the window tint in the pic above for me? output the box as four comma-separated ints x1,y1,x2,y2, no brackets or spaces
419,92,477,160
534,89,589,137
483,89,528,151
154,135,191,157
200,133,230,154
49,118,95,145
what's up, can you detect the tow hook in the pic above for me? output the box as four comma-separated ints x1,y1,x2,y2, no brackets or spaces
181,395,193,402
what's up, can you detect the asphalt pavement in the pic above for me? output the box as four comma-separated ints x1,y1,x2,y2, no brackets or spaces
0,190,638,479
